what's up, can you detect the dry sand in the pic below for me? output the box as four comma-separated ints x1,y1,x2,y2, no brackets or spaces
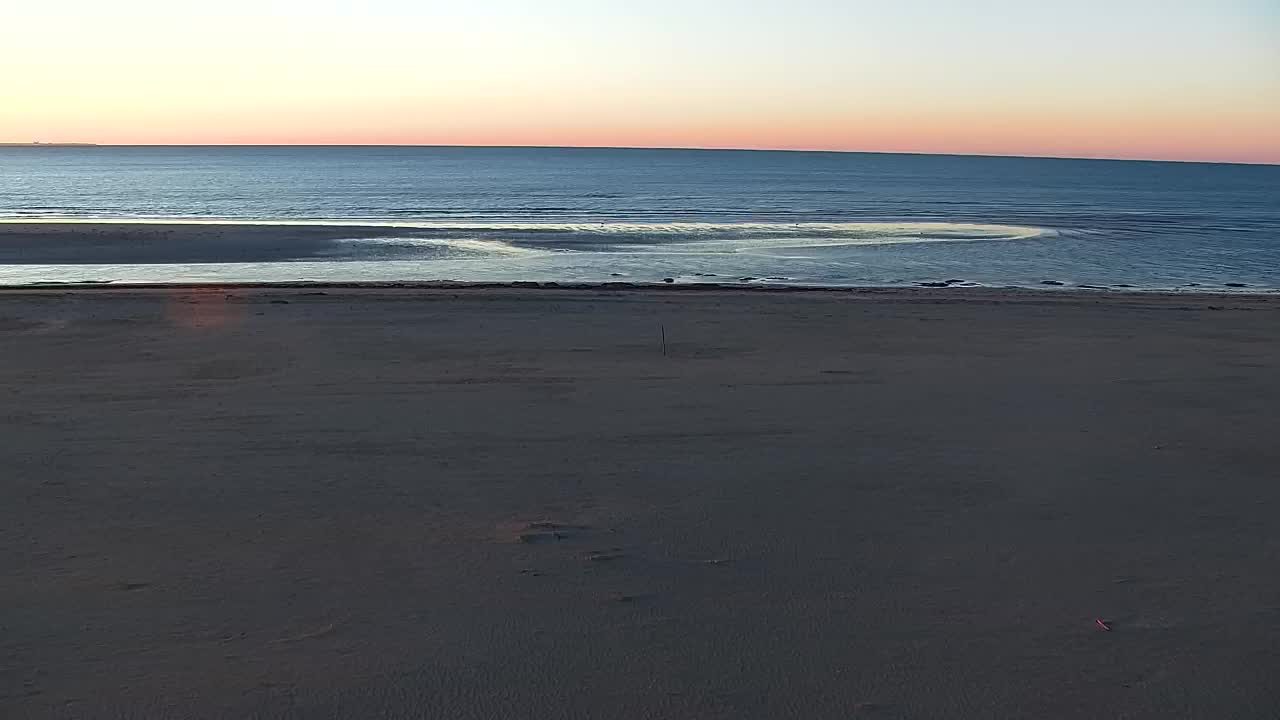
2,285,1278,719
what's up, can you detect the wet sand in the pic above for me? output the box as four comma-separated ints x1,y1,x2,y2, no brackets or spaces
0,223,412,264
2,286,1279,718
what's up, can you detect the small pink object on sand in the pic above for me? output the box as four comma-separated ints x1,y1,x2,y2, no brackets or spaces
1095,618,1112,631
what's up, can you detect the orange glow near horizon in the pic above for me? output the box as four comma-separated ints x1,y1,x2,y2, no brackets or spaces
3,1,1278,164
18,108,1275,165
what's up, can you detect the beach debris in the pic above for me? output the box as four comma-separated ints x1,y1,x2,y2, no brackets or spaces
703,558,729,566
1041,280,1065,286
585,550,623,563
271,622,338,644
662,277,675,283
517,520,573,538
507,519,587,544
1224,282,1247,288
916,282,949,287
1095,618,1112,631
527,520,566,531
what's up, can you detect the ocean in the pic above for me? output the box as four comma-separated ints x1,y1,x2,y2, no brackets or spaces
1,146,1277,289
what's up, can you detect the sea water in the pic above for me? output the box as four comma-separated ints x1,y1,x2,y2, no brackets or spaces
1,146,1276,289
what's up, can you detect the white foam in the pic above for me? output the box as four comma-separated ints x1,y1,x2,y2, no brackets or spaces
332,236,548,257
0,217,1049,240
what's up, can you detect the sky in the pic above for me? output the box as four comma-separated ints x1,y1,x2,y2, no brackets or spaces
3,0,1278,162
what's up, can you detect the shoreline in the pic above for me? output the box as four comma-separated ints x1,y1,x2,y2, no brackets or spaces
1,280,1277,299
0,220,1274,293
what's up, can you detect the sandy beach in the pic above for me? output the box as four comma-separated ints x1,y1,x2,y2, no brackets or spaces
2,285,1278,718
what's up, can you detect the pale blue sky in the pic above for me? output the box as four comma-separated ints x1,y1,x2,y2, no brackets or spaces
3,0,1277,160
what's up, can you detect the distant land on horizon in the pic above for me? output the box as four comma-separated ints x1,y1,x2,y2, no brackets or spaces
2,140,1280,163
0,142,100,147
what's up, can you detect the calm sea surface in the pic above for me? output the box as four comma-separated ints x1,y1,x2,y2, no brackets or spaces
1,146,1277,289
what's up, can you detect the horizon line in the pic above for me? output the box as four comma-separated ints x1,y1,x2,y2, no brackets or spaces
2,142,1276,167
